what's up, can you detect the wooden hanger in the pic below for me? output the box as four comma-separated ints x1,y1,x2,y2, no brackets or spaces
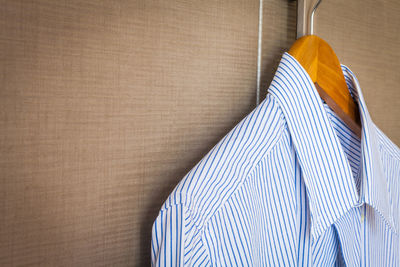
288,0,361,138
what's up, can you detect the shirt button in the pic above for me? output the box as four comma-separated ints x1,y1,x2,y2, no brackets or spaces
354,198,364,208
361,212,365,222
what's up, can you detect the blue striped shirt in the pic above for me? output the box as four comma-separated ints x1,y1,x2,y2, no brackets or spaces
151,52,400,266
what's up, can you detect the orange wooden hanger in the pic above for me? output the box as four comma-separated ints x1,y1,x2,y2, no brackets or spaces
288,0,361,138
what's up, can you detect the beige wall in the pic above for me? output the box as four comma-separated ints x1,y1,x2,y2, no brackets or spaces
0,0,398,266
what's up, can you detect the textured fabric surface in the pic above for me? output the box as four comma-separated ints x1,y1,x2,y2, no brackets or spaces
151,52,400,266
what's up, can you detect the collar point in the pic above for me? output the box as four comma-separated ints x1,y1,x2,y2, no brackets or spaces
310,216,331,242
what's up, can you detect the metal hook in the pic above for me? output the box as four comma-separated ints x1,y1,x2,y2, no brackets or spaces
310,0,322,35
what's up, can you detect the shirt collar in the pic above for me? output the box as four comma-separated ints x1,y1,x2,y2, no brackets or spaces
268,51,397,240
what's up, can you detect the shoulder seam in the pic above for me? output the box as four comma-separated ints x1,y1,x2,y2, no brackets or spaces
197,125,287,264
200,114,287,230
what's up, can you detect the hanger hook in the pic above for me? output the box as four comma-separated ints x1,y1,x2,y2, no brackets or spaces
310,0,322,35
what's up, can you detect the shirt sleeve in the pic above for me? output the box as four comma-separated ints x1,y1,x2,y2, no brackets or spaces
151,204,185,266
151,204,211,266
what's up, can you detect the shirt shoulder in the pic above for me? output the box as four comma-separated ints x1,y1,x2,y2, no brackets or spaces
159,93,288,228
374,123,400,162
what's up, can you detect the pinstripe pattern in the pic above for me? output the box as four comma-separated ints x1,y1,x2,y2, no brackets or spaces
151,52,400,266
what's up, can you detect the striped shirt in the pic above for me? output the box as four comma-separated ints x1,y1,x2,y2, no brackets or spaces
151,52,400,266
